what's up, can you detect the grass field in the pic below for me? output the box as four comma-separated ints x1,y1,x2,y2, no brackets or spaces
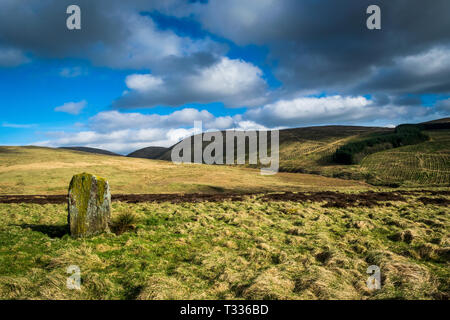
361,130,450,186
0,146,369,195
0,193,448,299
279,129,450,187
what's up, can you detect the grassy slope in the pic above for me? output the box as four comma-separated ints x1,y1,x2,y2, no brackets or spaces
277,126,390,175
0,146,368,195
152,122,450,187
0,195,448,299
242,126,448,187
361,130,450,186
156,125,392,180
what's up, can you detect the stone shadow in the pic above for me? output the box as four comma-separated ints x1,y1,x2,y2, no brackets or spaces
14,224,69,238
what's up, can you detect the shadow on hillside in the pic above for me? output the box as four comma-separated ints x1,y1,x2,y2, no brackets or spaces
0,148,19,154
14,224,68,238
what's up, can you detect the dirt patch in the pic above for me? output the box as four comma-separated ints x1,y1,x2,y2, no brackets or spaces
261,191,406,208
417,197,450,206
113,193,247,204
0,193,248,205
0,195,67,204
0,190,448,207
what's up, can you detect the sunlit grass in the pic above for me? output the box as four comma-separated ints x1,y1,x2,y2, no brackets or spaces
0,194,448,300
0,146,369,195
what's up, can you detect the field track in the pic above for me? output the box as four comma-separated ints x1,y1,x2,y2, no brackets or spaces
0,190,448,207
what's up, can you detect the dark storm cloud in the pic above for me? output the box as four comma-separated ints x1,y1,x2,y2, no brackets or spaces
0,0,222,69
193,0,450,97
436,98,450,114
0,0,123,58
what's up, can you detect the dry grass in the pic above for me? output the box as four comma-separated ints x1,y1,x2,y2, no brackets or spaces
0,193,448,300
0,146,369,195
110,211,138,235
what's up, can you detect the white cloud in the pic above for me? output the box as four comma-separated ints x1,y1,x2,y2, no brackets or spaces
35,107,270,154
191,57,264,99
117,57,268,108
0,47,29,67
89,108,215,132
245,95,435,127
89,11,220,69
2,122,34,128
399,47,450,76
54,100,87,115
125,74,163,92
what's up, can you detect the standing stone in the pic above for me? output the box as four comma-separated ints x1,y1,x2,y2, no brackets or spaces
68,173,111,238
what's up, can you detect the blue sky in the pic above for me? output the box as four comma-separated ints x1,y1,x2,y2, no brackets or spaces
0,1,449,154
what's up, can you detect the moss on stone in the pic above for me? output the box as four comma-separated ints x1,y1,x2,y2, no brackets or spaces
68,173,111,237
69,172,93,235
95,175,107,205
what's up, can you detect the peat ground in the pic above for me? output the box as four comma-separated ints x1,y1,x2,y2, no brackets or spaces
0,190,448,207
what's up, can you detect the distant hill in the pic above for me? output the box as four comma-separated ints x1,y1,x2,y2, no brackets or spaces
140,119,449,187
59,147,121,157
154,125,391,164
421,117,450,124
418,117,450,130
127,146,168,159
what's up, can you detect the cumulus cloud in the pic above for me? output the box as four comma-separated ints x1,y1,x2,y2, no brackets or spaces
115,57,268,108
244,95,435,127
0,47,29,67
54,100,87,115
37,107,261,154
125,74,164,92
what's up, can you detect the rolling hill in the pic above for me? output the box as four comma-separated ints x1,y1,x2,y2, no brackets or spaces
59,146,121,157
127,146,168,159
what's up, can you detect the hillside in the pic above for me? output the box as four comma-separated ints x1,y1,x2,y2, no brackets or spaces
361,130,450,186
127,146,168,159
137,120,449,187
154,125,391,162
421,117,450,124
0,146,368,195
59,146,121,157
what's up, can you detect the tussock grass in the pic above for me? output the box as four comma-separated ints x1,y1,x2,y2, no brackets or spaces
111,211,138,235
0,193,448,300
